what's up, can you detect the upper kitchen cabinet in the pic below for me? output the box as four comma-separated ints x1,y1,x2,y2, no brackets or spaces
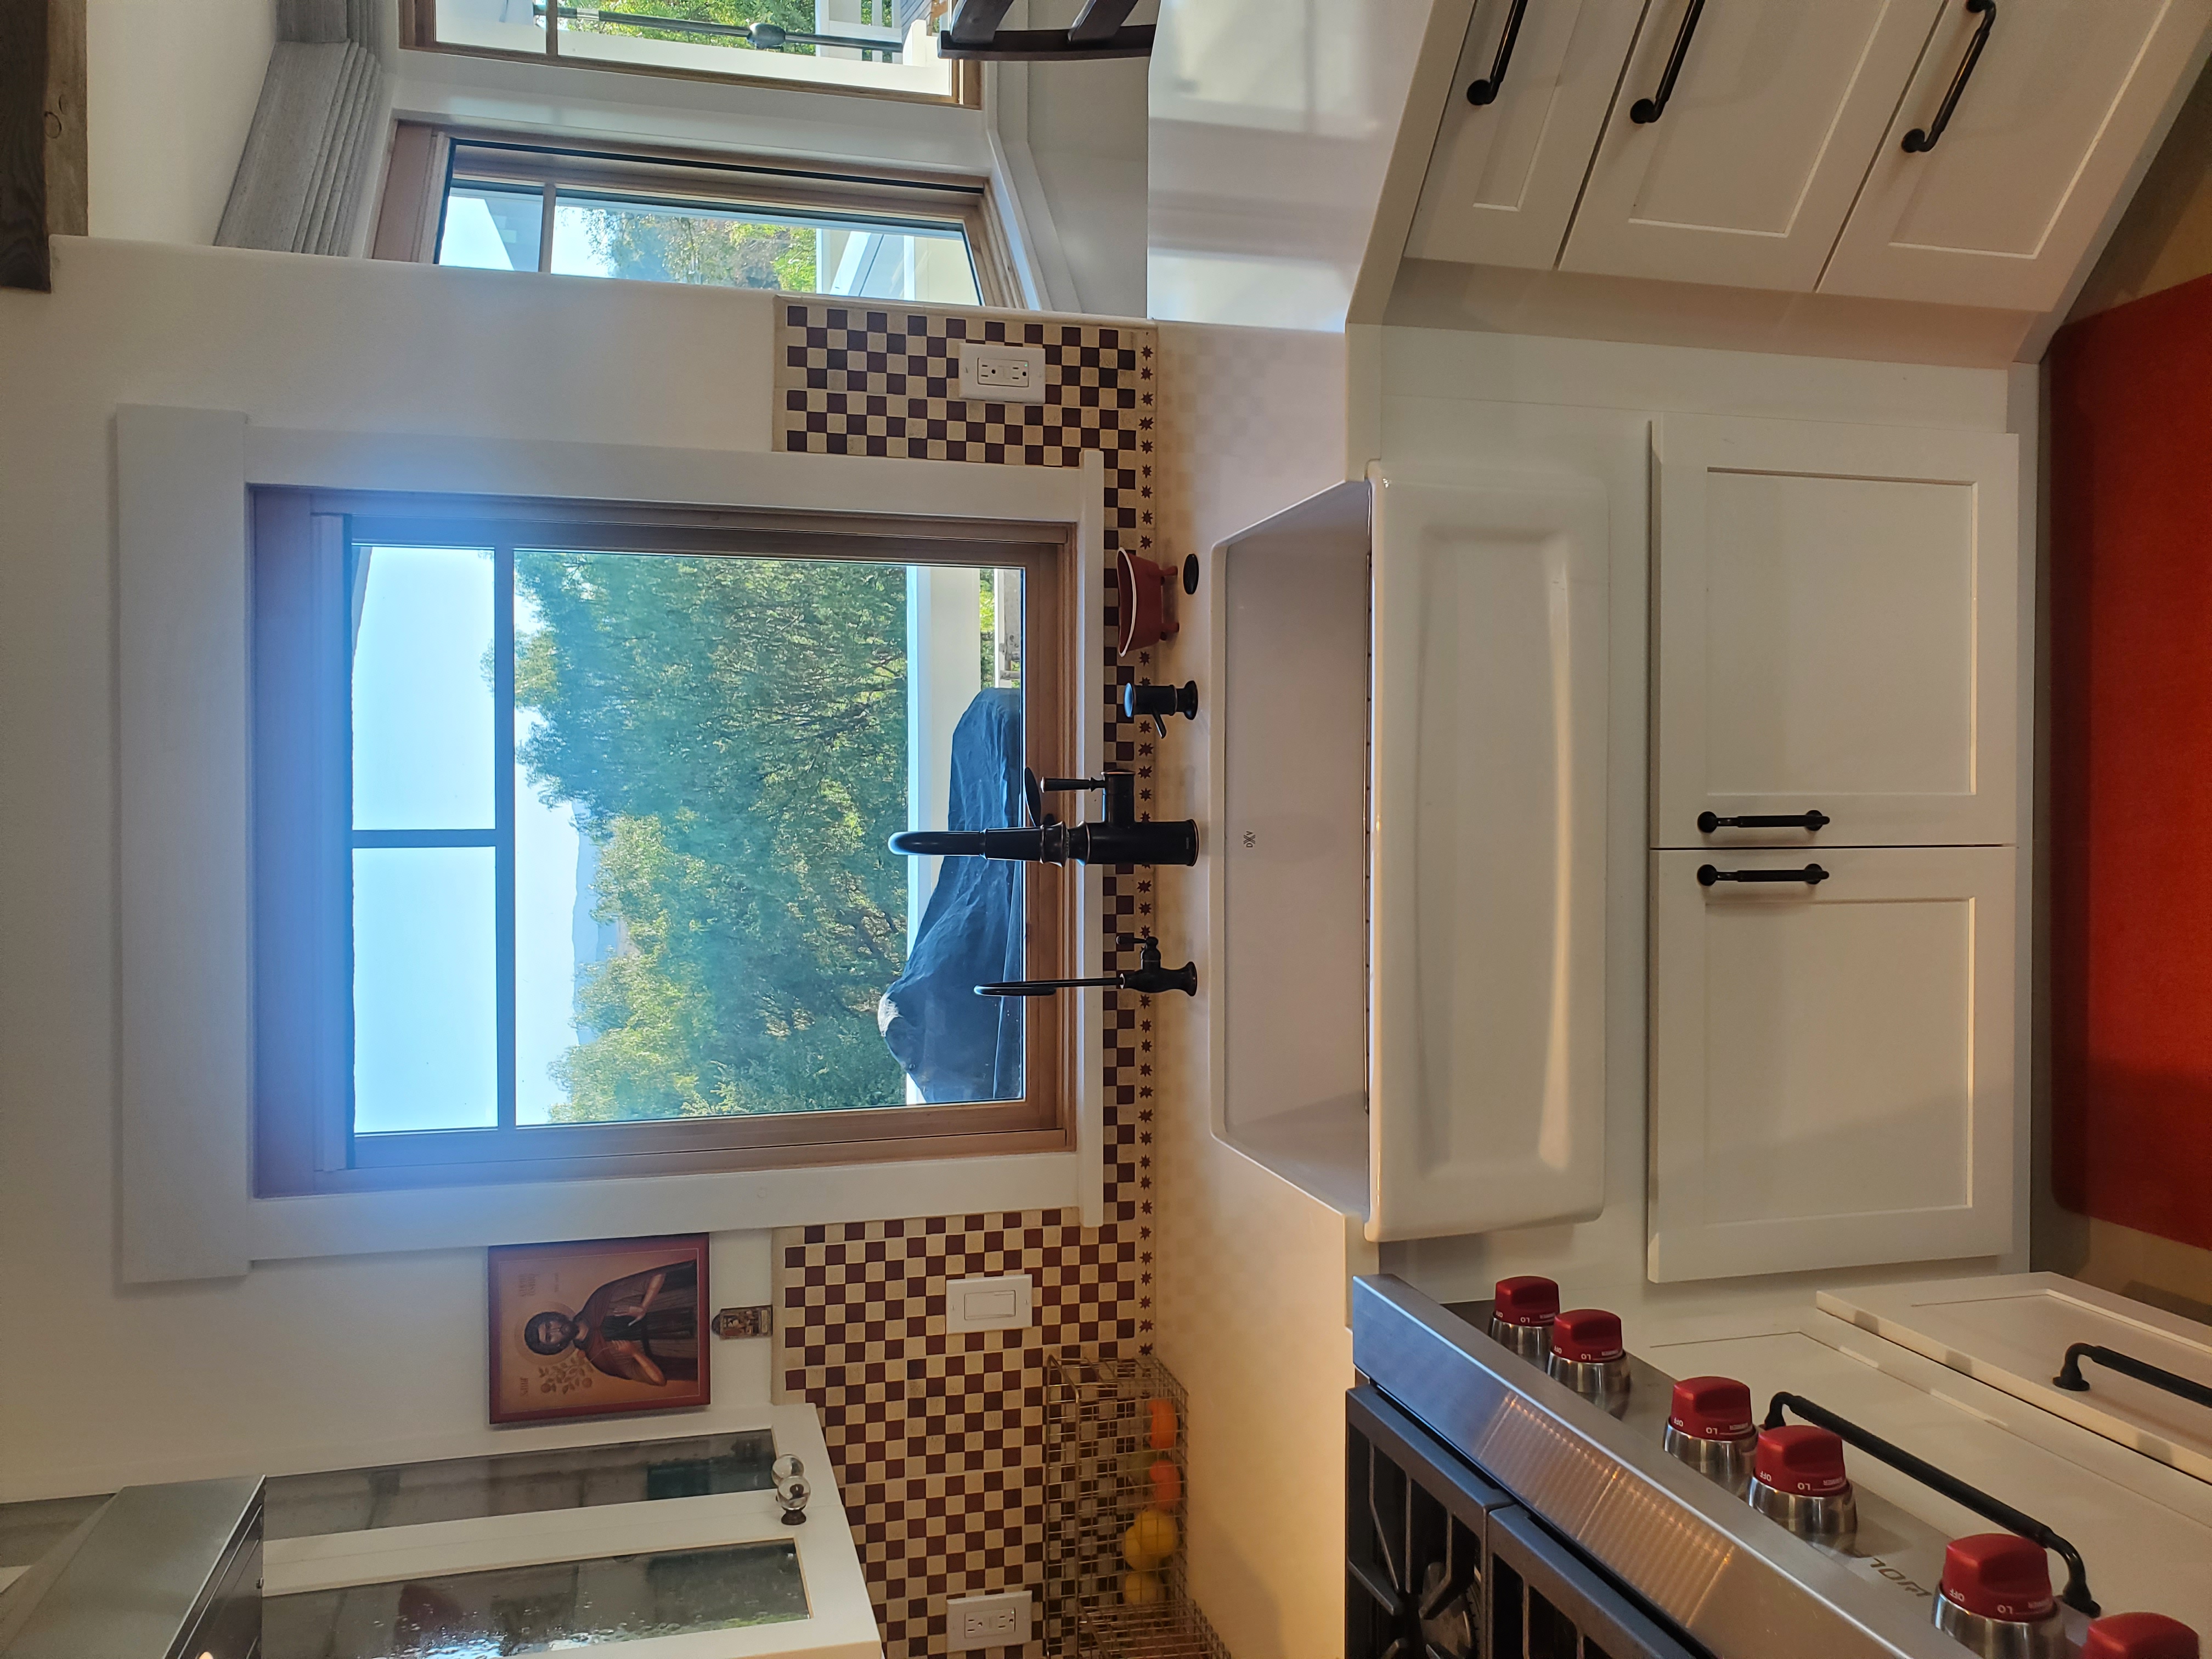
1404,0,1650,270
1559,0,1947,291
1654,415,2019,850
1821,0,2212,312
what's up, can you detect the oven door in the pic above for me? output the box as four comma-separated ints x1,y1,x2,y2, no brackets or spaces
1347,1387,1697,1659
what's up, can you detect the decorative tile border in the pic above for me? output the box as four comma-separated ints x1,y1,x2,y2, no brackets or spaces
772,305,1164,1659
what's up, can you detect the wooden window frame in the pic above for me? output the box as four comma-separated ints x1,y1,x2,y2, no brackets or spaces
371,124,1022,310
395,0,983,109
253,488,1080,1197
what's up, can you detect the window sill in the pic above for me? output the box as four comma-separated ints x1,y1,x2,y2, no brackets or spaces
246,1149,1086,1263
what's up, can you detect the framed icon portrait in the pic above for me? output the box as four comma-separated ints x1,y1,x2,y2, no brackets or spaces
488,1234,710,1425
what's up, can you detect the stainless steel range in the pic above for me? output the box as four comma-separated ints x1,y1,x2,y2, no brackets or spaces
1348,1273,2209,1659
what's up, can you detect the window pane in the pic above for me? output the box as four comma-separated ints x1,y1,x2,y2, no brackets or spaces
430,0,549,54
352,545,496,830
438,183,545,272
354,847,499,1133
510,548,1020,1125
550,194,981,304
552,1,958,98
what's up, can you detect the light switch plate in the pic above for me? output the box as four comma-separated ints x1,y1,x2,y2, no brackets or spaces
957,342,1048,404
947,1590,1033,1651
945,1272,1033,1334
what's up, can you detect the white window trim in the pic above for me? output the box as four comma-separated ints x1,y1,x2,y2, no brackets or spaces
116,407,1104,1284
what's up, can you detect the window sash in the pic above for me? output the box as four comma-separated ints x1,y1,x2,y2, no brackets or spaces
254,489,1077,1196
394,0,983,109
375,126,1019,308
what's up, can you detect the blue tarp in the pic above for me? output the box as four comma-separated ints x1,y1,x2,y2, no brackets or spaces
878,689,1024,1103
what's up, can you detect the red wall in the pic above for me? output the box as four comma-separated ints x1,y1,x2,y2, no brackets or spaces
2050,271,2212,1250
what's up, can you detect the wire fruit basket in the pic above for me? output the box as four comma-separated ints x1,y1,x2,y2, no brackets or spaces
1042,1353,1231,1659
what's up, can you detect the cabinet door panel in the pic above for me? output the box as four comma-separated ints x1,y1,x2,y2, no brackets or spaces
1649,846,2015,1282
1406,0,1651,269
1654,415,2018,849
1822,0,2212,311
1560,0,1944,290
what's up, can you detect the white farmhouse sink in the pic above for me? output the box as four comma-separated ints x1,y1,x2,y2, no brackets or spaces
1207,466,1610,1242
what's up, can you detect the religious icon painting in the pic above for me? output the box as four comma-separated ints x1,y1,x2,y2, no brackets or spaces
487,1234,710,1424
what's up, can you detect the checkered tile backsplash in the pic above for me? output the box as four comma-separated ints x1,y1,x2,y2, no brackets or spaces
773,304,1166,1659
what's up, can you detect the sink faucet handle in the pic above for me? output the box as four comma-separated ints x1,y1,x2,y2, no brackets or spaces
1120,680,1199,738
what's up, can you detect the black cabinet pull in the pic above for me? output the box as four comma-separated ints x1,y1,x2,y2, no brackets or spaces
1698,810,1830,834
1466,0,1528,104
1764,1392,2098,1616
1904,0,1995,153
1630,0,1704,123
1699,864,1828,887
2054,1343,2212,1410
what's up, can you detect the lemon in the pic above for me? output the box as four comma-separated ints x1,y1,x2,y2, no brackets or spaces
1122,1508,1178,1569
1122,1570,1164,1605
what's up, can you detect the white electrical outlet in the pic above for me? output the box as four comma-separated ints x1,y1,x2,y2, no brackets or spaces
957,342,1048,404
947,1590,1033,1651
945,1272,1033,1334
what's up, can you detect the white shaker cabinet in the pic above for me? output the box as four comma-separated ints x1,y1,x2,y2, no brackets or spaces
1647,845,2016,1282
1404,0,1650,270
1652,415,2018,850
1821,0,2212,313
1560,0,1946,291
1648,414,2023,1285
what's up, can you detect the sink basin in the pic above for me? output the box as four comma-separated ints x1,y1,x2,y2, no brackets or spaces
1208,466,1610,1242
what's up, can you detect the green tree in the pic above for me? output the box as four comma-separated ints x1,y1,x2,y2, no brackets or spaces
574,202,817,292
567,0,823,55
513,551,910,1119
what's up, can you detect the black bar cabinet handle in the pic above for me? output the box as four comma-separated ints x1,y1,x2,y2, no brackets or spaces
1904,0,1995,153
1698,810,1831,834
1466,0,1528,104
1764,1392,2099,1616
1630,0,1704,124
2054,1342,2212,1410
1698,864,1829,887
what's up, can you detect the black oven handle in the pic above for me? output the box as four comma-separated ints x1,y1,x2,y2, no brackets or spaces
1763,1392,2097,1615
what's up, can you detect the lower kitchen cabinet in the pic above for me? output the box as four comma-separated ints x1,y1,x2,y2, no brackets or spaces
1647,845,2015,1283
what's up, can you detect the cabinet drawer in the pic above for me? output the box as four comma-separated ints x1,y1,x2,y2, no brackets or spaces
1653,414,2019,849
1648,845,2016,1282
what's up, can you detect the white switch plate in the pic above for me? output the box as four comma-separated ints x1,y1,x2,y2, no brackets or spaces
945,1272,1033,1334
957,342,1048,404
947,1590,1033,1651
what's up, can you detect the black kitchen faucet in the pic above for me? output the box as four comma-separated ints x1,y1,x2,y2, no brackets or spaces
888,768,1198,867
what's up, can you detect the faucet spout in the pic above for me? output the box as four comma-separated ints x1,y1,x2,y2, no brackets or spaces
886,826,1058,861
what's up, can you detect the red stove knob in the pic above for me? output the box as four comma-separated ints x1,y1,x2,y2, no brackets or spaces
1940,1534,2056,1623
1492,1276,1560,1327
2084,1613,2200,1659
1753,1425,1849,1496
1669,1376,1754,1441
1550,1308,1623,1363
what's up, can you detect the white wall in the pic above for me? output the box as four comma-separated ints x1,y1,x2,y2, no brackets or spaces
1147,0,1464,329
1019,0,1150,318
0,241,791,1501
88,0,278,242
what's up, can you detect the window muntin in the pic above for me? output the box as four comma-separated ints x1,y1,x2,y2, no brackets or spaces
400,0,974,106
431,142,989,306
253,495,1076,1194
